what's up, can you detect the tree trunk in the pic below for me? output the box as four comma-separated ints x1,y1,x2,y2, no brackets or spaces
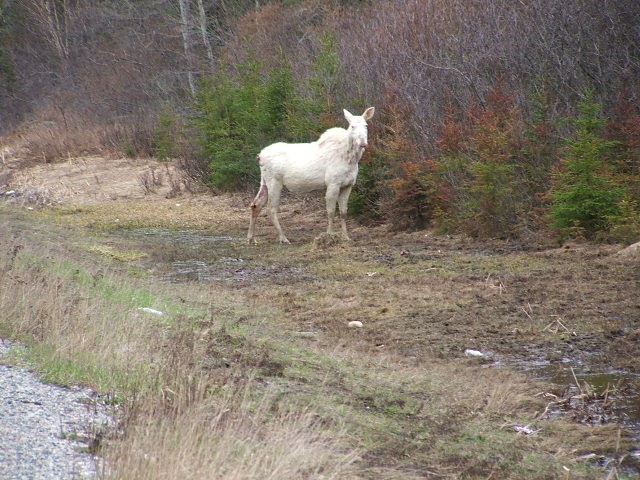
178,0,196,95
196,0,215,72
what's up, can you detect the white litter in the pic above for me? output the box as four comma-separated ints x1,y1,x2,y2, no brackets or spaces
464,349,486,357
138,307,164,316
514,424,540,435
348,321,363,328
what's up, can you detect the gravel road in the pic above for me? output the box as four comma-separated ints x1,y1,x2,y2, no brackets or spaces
0,340,112,479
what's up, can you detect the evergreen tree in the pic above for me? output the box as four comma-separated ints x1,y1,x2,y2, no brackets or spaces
191,59,295,190
550,91,626,238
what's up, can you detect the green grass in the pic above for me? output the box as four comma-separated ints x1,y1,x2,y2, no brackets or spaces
88,244,148,262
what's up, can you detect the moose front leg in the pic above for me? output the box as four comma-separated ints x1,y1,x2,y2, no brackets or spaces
338,185,353,240
325,184,340,234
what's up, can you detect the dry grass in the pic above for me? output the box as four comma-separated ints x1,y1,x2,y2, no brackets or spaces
36,195,249,231
108,382,359,480
0,223,359,478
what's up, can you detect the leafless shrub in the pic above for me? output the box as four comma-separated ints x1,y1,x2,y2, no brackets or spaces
331,0,640,151
164,166,194,198
177,150,211,192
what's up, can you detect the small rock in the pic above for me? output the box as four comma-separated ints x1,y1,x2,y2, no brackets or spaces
348,321,363,328
616,241,640,259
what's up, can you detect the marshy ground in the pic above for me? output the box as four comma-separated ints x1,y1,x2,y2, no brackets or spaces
1,156,639,478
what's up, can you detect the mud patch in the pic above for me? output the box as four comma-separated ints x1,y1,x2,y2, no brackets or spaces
123,229,313,285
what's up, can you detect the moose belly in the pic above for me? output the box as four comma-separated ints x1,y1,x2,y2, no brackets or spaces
283,174,326,194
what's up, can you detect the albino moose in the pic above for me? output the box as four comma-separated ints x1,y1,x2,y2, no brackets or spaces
247,107,375,244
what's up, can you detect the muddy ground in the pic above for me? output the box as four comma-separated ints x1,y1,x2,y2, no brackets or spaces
2,153,640,475
116,212,640,437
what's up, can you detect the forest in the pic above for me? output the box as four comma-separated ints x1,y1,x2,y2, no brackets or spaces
1,0,639,241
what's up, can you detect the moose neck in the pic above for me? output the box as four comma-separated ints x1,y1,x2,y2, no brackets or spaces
347,134,364,164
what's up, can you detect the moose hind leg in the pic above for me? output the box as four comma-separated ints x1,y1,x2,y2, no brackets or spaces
247,183,268,244
266,181,289,244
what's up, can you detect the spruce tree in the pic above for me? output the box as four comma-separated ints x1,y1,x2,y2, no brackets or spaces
550,91,625,238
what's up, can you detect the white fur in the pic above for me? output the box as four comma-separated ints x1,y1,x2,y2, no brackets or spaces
248,107,375,244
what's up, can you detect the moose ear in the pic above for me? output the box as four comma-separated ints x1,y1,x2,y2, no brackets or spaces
362,107,375,121
343,109,355,124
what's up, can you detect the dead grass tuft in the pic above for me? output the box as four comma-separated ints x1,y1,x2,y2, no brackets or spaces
313,232,348,249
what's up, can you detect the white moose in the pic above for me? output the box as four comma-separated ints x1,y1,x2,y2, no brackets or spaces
247,107,375,244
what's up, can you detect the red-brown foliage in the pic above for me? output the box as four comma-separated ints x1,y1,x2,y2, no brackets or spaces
608,88,640,174
371,91,435,229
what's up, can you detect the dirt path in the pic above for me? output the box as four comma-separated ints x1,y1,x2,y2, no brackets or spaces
1,152,195,205
4,153,640,390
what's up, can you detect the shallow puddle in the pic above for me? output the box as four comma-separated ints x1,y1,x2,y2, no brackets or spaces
127,228,241,247
508,350,640,473
162,258,310,284
536,364,638,432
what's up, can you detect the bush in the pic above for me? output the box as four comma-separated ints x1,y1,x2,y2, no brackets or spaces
607,88,640,208
424,85,537,238
364,92,423,226
606,197,640,244
285,31,343,142
386,160,440,230
348,152,387,219
382,82,564,238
